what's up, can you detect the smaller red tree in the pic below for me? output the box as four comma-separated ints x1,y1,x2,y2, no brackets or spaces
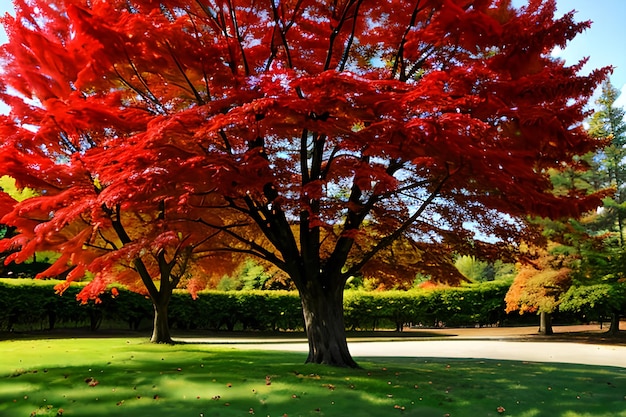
0,121,236,343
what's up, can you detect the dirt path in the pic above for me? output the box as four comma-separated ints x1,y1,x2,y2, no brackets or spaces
176,324,626,369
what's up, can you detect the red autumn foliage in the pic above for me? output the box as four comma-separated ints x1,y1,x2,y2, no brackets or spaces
0,0,609,363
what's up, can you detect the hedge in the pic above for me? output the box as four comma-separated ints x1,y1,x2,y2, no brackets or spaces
343,280,514,330
0,278,524,333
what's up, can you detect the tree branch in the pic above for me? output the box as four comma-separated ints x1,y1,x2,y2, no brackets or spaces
227,0,250,75
106,204,160,301
166,41,205,105
113,65,166,115
267,0,300,70
336,0,365,71
344,173,450,277
324,0,360,70
193,217,286,269
391,0,426,81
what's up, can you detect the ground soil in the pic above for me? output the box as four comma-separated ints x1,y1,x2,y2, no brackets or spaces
401,323,626,346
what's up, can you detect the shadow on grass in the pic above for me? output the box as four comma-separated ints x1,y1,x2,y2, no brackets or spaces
0,328,450,343
1,338,625,417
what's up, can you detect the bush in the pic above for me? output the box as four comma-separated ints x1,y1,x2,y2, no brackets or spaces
560,283,626,322
168,290,303,331
1,278,521,333
344,281,512,331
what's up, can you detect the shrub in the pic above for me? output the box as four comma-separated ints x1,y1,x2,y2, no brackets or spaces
1,278,522,333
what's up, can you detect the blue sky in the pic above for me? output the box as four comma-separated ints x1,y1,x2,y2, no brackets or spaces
542,0,626,108
0,0,624,109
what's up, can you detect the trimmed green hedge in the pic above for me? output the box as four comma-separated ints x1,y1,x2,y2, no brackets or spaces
344,281,513,330
0,279,303,332
0,279,518,333
0,279,152,331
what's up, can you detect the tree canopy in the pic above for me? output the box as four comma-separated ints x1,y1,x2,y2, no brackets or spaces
0,0,610,365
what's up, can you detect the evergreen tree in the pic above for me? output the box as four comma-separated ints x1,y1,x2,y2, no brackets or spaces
588,80,626,248
548,80,626,333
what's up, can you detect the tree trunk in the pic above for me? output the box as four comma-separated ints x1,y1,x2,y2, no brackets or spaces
538,311,553,335
299,282,358,368
150,298,173,344
607,312,621,335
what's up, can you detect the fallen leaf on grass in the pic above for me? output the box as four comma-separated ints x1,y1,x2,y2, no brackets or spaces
84,377,99,387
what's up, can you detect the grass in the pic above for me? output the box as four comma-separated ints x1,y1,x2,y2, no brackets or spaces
0,338,625,417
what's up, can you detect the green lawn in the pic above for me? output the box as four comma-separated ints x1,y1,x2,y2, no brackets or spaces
1,337,625,417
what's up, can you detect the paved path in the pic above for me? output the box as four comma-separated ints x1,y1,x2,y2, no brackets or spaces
219,340,626,368
177,325,626,368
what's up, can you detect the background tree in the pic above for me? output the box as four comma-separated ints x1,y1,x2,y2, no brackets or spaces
0,10,237,342
0,190,16,276
557,80,626,333
216,258,274,291
509,79,626,335
0,0,609,366
0,135,236,342
588,80,626,248
505,243,573,334
560,282,626,331
0,177,52,277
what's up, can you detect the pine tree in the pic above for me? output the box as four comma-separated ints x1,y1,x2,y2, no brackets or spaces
588,80,626,248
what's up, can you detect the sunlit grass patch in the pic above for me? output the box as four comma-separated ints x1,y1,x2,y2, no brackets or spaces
1,338,625,417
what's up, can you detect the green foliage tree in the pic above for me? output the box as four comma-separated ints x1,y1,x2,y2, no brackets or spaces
567,80,626,332
454,255,515,282
588,81,626,244
454,255,490,282
216,258,272,291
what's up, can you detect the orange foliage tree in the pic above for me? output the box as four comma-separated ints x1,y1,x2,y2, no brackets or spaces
0,0,609,365
504,243,573,334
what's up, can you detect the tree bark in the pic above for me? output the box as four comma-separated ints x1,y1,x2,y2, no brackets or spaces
299,281,358,368
538,311,553,335
607,312,621,335
150,297,173,344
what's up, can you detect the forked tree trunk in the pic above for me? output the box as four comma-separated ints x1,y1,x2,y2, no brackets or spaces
299,281,358,368
150,297,173,344
538,311,553,335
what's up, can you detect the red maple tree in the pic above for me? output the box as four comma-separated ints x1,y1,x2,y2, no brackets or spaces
0,118,236,342
0,0,608,365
